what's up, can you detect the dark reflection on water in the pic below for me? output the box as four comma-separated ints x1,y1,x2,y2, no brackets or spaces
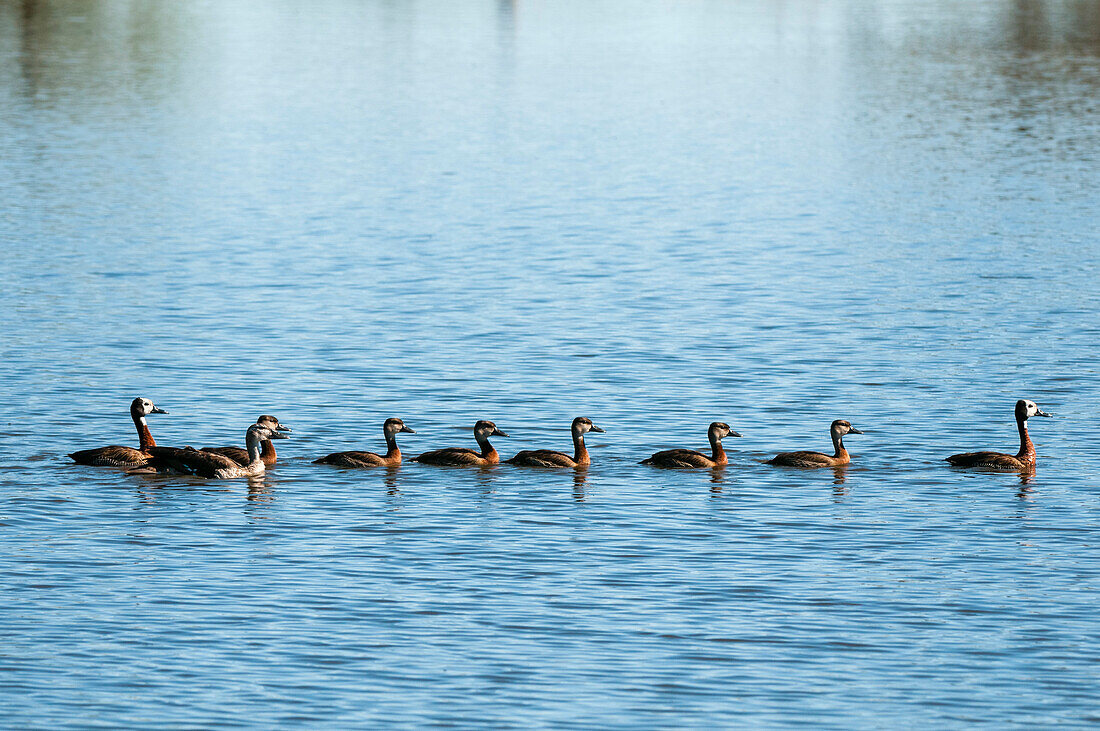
2,0,1100,728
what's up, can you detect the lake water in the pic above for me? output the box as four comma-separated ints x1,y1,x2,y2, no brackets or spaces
2,0,1100,727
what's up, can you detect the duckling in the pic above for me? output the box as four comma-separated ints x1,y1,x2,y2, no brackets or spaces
505,417,605,468
766,419,863,468
412,420,508,466
641,422,740,468
137,422,289,479
202,415,291,467
946,399,1051,470
314,418,415,467
69,397,169,467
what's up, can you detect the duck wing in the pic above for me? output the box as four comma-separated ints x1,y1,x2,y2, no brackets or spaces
314,451,385,467
201,446,249,466
506,449,574,467
69,445,149,467
641,449,711,468
945,451,1024,469
143,446,239,477
413,447,482,465
766,450,832,467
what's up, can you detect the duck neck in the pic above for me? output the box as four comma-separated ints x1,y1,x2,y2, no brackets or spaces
246,431,264,466
132,411,156,451
572,430,590,465
384,430,401,459
1016,416,1035,464
260,439,276,462
709,433,728,465
476,435,498,463
831,430,847,459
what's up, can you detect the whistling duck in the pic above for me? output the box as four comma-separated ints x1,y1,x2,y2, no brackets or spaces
946,399,1052,470
69,397,168,467
201,415,291,467
413,420,508,466
767,419,863,468
137,422,289,479
641,421,740,468
505,417,605,468
314,418,415,467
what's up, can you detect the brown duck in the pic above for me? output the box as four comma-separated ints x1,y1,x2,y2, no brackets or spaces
202,415,291,467
314,418,416,467
946,399,1051,470
505,417,604,468
413,420,508,466
766,419,863,468
69,397,169,467
641,421,740,468
136,422,289,479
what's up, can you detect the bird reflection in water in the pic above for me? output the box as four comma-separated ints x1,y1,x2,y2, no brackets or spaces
572,467,589,502
1016,467,1036,501
134,483,162,505
831,466,849,501
384,465,402,500
246,476,274,503
473,465,499,497
708,465,727,495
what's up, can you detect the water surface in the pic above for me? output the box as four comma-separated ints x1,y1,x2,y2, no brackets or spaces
2,1,1100,727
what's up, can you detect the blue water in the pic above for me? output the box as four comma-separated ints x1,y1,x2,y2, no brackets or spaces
2,0,1100,727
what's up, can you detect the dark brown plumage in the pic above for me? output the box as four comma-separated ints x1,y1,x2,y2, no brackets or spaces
641,422,740,468
135,423,289,479
202,415,291,467
413,420,508,466
314,418,415,467
766,419,863,468
68,397,168,467
946,399,1051,470
505,417,604,468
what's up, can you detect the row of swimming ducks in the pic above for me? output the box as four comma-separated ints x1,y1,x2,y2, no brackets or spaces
68,397,1053,479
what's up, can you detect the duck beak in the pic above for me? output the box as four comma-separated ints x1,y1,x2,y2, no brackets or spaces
848,427,864,434
152,407,168,414
401,426,416,433
728,431,743,438
492,428,509,437
270,430,290,439
276,424,291,432
589,425,605,433
1036,410,1052,418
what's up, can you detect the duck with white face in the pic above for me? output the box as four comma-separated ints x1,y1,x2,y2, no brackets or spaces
505,417,605,468
413,420,509,466
137,422,290,479
202,415,292,467
766,419,863,468
641,422,741,468
314,418,416,467
946,399,1052,470
69,397,169,467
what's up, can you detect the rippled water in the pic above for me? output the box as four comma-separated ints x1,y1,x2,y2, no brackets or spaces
2,0,1100,727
